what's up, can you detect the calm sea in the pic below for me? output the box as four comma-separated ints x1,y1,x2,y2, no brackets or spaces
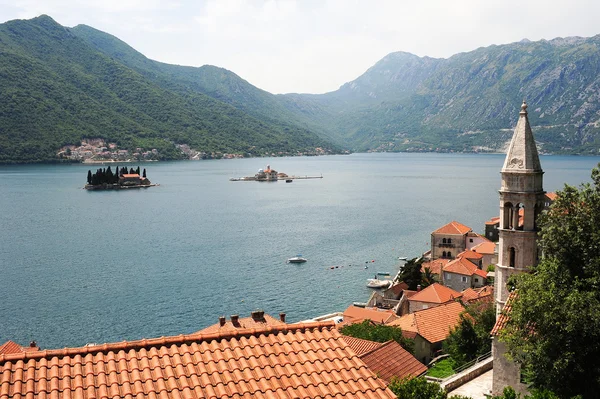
0,153,598,348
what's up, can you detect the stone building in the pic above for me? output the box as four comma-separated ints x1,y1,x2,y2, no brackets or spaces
492,101,546,395
430,221,473,259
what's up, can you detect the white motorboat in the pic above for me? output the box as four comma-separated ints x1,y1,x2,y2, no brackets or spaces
398,256,407,261
366,278,391,289
287,255,307,263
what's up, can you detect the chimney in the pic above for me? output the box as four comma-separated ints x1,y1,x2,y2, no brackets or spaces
251,310,265,322
218,316,226,327
29,340,37,348
417,284,422,292
231,314,240,327
279,312,286,323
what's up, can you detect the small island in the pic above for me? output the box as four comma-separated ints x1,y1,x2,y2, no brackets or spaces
84,166,158,190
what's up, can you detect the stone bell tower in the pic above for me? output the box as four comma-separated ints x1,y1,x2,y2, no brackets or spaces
495,101,546,313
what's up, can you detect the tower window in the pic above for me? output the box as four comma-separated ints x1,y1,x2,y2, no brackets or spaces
509,247,516,268
442,238,447,244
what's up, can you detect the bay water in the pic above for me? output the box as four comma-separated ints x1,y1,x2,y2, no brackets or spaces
0,153,598,348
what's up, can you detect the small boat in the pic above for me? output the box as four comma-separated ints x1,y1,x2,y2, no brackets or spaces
366,278,392,289
398,256,408,261
287,255,307,263
285,179,292,183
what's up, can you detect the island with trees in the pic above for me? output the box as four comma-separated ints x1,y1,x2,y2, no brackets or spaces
84,166,157,190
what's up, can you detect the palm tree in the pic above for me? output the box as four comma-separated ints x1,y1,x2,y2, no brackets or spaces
421,267,437,287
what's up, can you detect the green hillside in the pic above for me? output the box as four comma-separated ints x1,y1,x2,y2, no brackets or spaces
0,16,338,163
285,38,600,153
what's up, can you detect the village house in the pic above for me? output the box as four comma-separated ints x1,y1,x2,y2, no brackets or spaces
339,304,399,327
388,301,465,364
471,241,497,269
430,221,473,259
0,319,397,399
342,336,428,383
407,283,462,314
442,255,488,292
420,258,451,283
461,285,494,305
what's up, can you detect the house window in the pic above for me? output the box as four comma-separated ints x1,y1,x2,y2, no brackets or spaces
475,278,479,283
469,238,473,243
448,238,452,244
445,272,451,280
462,276,467,283
442,238,447,244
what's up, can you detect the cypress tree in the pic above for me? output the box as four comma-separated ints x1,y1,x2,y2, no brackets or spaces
87,170,92,185
143,168,146,178
129,167,135,174
136,166,140,175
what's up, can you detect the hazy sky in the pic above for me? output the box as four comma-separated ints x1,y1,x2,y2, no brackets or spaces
1,0,599,94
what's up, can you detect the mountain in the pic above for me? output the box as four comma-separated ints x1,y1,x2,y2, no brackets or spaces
0,15,338,163
283,38,600,153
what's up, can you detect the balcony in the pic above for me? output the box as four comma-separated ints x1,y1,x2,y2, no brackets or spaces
438,243,456,248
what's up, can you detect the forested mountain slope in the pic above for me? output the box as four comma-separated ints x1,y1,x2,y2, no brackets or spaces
0,16,337,163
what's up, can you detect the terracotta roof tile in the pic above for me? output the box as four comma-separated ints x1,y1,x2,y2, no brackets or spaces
471,241,496,255
341,336,384,356
485,216,500,226
388,301,465,344
432,221,472,235
491,291,517,336
443,258,486,278
545,192,557,201
420,259,451,276
461,286,494,303
358,341,427,383
457,250,483,260
408,283,462,304
340,306,398,327
196,313,286,334
0,322,396,399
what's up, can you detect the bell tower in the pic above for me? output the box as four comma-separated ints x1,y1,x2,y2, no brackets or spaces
495,101,546,312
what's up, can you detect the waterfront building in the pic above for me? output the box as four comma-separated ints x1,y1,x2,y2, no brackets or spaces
492,101,546,395
407,283,462,313
430,221,473,259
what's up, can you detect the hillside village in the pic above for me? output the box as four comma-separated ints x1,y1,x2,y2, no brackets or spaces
0,104,571,397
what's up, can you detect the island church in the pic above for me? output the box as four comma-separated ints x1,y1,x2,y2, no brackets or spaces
492,101,546,395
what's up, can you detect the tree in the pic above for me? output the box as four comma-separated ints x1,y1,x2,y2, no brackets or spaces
444,301,496,366
422,267,437,287
143,168,146,178
87,170,92,185
398,257,425,290
388,376,447,399
136,166,140,175
340,320,414,353
501,163,600,398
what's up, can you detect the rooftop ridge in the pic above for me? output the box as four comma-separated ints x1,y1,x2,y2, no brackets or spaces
0,320,336,363
358,339,394,358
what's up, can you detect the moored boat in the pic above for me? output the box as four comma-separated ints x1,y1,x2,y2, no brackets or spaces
287,255,307,263
366,278,391,289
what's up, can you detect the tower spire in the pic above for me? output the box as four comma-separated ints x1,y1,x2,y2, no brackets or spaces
501,100,542,173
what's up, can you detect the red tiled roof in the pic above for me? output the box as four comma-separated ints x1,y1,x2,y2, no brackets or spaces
461,286,494,303
386,281,409,297
342,336,384,356
359,341,427,383
196,313,286,334
472,241,496,255
432,221,472,235
388,301,465,344
444,258,487,278
420,259,451,276
485,216,500,226
545,192,557,201
341,305,398,326
0,321,397,399
0,341,38,355
408,283,462,304
491,291,517,336
457,250,483,260
121,174,140,178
